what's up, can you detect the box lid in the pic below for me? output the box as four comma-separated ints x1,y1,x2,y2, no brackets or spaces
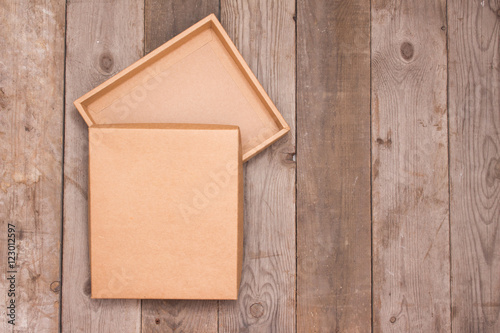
89,123,243,299
76,14,289,162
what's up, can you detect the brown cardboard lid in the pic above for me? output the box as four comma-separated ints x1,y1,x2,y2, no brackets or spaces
76,14,289,162
89,123,243,299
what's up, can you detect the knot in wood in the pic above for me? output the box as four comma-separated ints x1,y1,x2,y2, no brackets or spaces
400,42,414,60
83,279,91,296
249,302,264,318
50,281,60,293
99,52,114,73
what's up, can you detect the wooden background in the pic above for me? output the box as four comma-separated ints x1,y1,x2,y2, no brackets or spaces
0,0,499,332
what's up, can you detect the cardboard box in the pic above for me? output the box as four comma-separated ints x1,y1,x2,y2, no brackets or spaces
88,124,243,299
75,14,289,162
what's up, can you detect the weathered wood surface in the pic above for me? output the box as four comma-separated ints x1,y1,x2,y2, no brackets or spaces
3,0,500,332
145,0,220,54
372,0,450,331
0,1,65,332
218,1,297,332
141,1,220,332
449,0,500,332
296,0,372,332
62,0,144,332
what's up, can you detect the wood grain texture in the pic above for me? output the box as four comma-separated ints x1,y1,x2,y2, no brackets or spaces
219,0,296,332
141,2,220,332
144,0,219,53
449,0,500,331
371,0,450,331
296,0,371,332
0,1,65,331
62,1,143,332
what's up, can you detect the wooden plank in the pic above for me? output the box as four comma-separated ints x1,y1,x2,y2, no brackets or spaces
141,2,220,332
145,0,220,54
0,1,65,331
449,0,500,331
62,1,144,332
371,1,450,331
296,0,371,332
218,1,296,332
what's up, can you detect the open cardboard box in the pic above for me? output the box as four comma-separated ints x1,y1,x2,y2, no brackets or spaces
75,14,289,162
89,124,243,299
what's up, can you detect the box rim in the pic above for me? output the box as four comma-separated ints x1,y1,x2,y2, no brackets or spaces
74,14,289,162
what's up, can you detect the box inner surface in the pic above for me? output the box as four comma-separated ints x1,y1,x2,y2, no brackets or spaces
81,22,282,160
